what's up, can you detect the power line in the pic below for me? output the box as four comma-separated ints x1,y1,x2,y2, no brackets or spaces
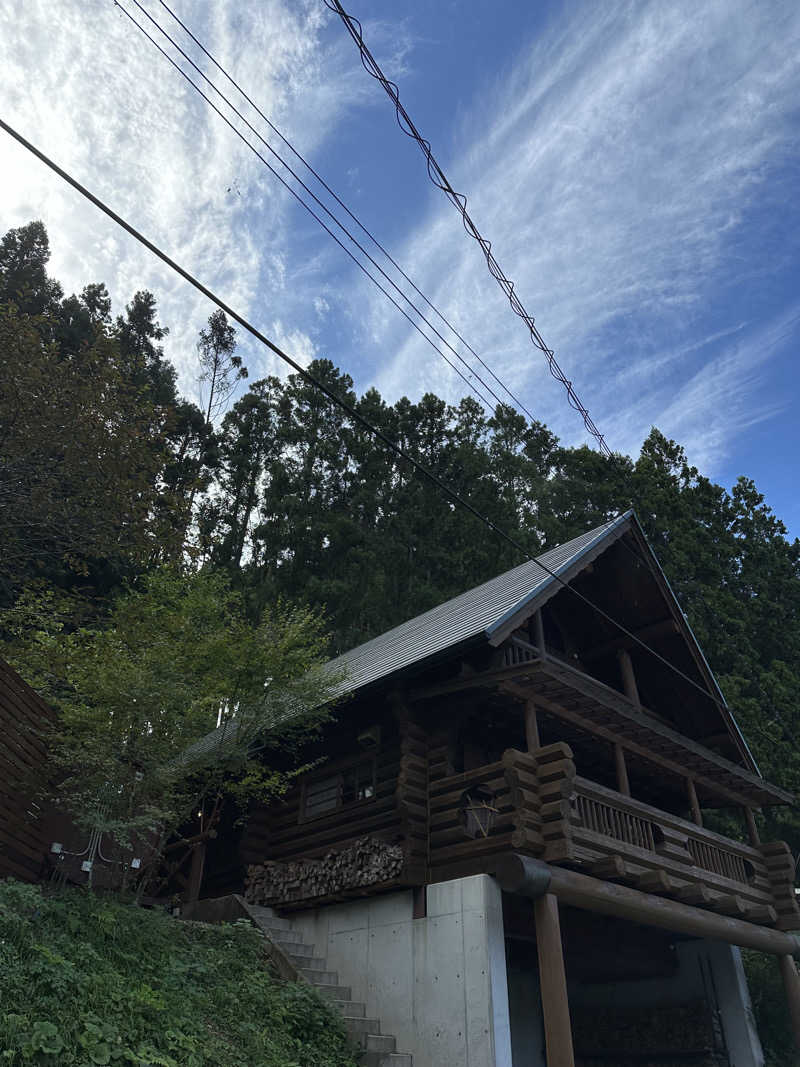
0,113,734,715
116,0,503,416
325,0,612,457
155,0,543,429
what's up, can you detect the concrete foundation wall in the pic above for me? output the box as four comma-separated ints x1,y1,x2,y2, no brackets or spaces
291,874,513,1067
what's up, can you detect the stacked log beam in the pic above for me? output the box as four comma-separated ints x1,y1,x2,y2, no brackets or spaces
394,711,429,881
760,841,800,931
526,742,577,864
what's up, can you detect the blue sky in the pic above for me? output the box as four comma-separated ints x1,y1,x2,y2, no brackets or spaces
2,0,799,533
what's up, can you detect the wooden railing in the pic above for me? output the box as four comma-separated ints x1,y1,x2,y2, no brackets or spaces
686,836,754,885
425,745,800,930
574,791,657,852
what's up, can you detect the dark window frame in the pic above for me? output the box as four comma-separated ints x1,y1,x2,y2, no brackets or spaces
299,756,377,823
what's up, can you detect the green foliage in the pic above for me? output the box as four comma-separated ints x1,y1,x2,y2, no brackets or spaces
0,569,341,888
742,951,796,1067
0,879,357,1067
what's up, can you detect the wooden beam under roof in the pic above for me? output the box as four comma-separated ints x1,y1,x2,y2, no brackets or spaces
582,618,679,661
502,681,758,810
410,650,792,807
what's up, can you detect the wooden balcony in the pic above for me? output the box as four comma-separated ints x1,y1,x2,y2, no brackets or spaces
427,743,800,931
495,636,793,808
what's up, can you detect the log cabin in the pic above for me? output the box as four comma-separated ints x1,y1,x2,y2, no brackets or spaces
191,510,800,1067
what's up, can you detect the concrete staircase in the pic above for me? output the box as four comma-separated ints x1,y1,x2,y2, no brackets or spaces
247,904,412,1067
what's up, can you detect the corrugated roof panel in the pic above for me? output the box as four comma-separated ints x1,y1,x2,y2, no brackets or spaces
327,514,630,695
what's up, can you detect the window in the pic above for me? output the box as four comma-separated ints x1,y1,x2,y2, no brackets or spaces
302,760,376,820
303,774,340,819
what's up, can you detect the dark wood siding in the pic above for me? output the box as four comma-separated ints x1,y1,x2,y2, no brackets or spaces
240,742,406,867
0,658,53,882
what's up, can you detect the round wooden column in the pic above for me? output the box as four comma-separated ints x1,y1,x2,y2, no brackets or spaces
778,954,800,1051
534,892,575,1067
525,698,541,752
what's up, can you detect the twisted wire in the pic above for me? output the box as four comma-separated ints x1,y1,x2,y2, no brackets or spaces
325,0,611,456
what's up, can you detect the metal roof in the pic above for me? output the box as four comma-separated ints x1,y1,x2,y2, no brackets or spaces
326,513,632,696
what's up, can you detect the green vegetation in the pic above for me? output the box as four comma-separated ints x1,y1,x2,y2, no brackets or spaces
0,879,357,1067
1,569,340,896
742,950,795,1067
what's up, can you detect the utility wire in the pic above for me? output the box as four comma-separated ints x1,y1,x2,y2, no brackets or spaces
155,0,542,429
116,0,502,416
325,0,611,457
0,113,741,719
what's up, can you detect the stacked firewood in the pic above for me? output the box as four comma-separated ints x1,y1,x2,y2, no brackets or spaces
572,1000,716,1065
245,836,405,906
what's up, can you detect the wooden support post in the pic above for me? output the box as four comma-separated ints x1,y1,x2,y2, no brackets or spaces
778,954,800,1051
534,892,575,1067
744,806,761,847
614,744,630,797
186,841,206,903
617,648,641,709
534,609,546,655
687,778,703,827
525,699,541,752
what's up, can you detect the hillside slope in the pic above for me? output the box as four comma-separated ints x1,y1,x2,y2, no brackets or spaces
0,879,357,1066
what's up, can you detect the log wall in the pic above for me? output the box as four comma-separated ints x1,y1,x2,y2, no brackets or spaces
239,716,425,908
0,658,52,882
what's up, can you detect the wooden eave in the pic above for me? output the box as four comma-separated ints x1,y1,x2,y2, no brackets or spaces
482,512,758,776
625,519,758,773
484,512,633,647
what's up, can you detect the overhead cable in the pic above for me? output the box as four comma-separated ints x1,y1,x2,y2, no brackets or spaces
325,0,612,456
0,112,734,714
116,0,503,415
155,0,542,428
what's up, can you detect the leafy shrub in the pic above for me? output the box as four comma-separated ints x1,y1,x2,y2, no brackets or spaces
0,879,357,1066
743,949,795,1067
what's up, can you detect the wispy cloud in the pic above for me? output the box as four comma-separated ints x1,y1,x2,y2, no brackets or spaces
0,0,372,402
358,0,800,470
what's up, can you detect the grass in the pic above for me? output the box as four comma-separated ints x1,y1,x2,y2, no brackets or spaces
0,879,358,1066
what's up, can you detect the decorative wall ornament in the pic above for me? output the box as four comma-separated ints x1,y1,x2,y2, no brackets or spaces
245,835,405,906
460,785,498,839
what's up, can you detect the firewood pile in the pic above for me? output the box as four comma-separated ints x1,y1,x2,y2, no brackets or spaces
245,836,405,906
572,1000,718,1066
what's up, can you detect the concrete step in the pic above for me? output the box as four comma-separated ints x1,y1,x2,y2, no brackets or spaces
330,999,365,1017
360,1054,412,1067
273,939,314,957
313,981,352,1000
365,1033,397,1053
247,906,293,930
293,955,328,971
300,967,340,985
343,1017,383,1046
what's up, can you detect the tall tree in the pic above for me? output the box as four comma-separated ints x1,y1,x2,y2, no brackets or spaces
197,309,246,424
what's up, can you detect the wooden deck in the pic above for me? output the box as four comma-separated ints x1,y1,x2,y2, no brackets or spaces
428,743,799,931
